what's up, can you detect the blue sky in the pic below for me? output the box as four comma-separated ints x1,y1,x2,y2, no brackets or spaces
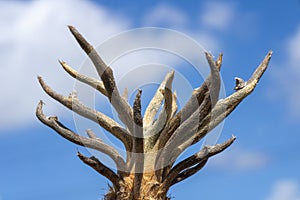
0,0,300,199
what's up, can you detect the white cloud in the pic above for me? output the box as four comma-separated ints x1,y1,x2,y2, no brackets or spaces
209,147,268,171
0,0,129,131
287,26,300,65
142,3,221,52
201,1,235,31
271,24,300,116
266,179,300,200
142,4,188,28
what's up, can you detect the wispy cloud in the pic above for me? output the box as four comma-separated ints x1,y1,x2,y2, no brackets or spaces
209,147,269,171
142,3,221,51
200,1,235,31
287,26,300,65
271,24,300,116
142,3,188,28
199,1,259,42
265,179,300,200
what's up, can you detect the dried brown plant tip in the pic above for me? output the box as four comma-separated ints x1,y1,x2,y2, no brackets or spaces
36,26,272,200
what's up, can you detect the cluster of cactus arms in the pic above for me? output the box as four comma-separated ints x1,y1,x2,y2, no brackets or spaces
36,26,272,200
